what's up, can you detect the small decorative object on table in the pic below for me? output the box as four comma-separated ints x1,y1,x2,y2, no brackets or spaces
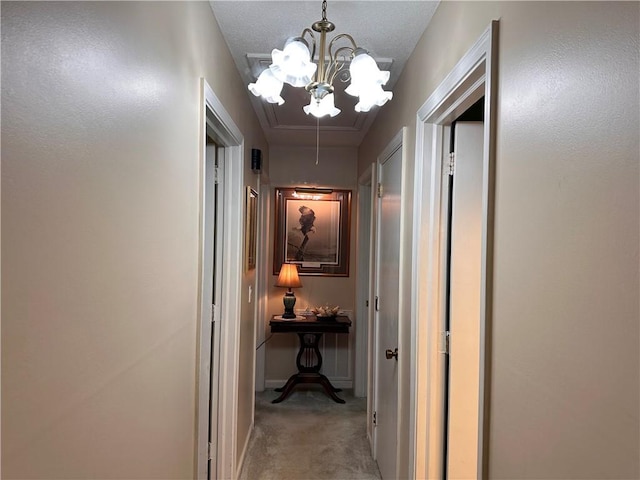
312,305,340,319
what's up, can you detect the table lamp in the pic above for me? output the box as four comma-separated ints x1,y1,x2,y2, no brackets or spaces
276,263,302,319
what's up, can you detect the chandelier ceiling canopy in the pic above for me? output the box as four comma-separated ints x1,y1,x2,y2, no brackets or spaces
248,0,393,119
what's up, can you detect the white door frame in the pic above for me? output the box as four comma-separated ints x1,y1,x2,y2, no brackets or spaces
254,175,270,393
411,21,498,479
364,163,379,448
196,79,244,480
355,166,373,399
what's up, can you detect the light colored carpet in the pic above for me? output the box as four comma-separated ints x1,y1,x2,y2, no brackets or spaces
238,388,382,480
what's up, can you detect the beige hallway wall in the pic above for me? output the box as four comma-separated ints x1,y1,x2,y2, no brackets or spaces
359,1,639,478
1,2,266,478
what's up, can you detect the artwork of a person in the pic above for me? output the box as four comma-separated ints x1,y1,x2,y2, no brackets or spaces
294,205,315,261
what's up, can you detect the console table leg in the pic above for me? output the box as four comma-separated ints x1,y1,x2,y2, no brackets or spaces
319,374,345,404
272,373,300,403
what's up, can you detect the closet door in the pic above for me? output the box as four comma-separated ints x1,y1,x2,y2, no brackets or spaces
446,121,484,479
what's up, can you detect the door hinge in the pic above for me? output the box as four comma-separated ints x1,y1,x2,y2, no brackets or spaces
208,441,213,460
448,152,455,176
373,411,377,426
377,182,383,198
211,304,216,323
439,330,451,355
365,299,369,308
214,166,220,184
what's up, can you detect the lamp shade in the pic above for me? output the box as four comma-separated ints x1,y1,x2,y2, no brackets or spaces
303,93,341,118
347,51,390,91
354,86,393,112
276,263,302,288
270,38,317,88
248,69,285,105
345,50,392,112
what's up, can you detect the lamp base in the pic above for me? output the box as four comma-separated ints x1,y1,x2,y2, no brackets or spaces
282,291,297,319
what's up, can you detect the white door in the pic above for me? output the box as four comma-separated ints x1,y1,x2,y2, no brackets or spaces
446,121,484,479
197,140,224,480
210,146,225,479
374,142,403,480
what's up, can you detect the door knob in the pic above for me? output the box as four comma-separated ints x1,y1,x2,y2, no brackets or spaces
385,348,398,360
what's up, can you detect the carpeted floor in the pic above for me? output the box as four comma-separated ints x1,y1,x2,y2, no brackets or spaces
238,387,382,480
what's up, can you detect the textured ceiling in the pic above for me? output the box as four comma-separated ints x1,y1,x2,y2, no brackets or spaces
209,1,440,146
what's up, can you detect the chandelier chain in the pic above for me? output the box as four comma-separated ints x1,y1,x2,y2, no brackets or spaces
322,0,327,21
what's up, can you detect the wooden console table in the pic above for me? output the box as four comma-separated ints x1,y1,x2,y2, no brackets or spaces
269,314,351,404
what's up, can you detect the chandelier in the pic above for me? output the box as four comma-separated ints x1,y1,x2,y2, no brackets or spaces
248,0,392,118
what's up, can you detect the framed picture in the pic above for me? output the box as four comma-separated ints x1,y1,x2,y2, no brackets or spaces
274,187,351,276
245,187,258,271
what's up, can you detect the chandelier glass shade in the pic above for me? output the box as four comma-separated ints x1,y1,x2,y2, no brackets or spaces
247,0,392,118
247,68,285,105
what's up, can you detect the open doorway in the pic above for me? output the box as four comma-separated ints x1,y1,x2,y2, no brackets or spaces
196,79,245,480
412,21,498,479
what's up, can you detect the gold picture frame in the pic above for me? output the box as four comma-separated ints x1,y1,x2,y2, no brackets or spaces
245,187,258,271
273,187,351,276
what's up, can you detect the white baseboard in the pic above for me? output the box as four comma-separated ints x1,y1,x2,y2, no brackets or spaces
235,420,254,479
265,379,353,390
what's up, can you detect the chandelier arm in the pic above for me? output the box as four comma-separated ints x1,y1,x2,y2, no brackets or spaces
328,61,348,85
328,45,356,83
328,33,358,57
300,28,317,64
327,59,348,85
331,45,355,63
325,59,341,85
327,35,357,82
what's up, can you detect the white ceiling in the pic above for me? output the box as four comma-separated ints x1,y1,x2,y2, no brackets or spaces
209,1,439,147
